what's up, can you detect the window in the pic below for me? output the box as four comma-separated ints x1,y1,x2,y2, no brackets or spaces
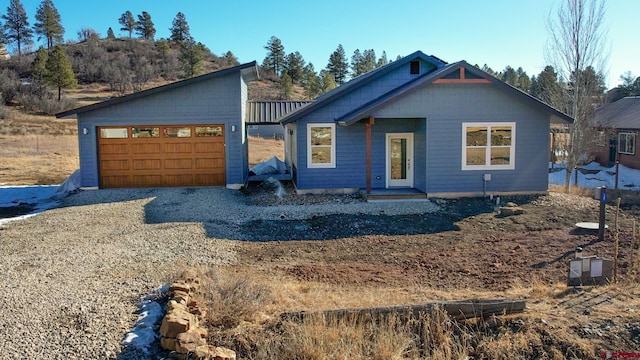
307,123,335,168
595,131,606,147
132,127,159,138
164,127,191,137
618,132,636,155
462,122,515,170
195,126,223,137
100,128,128,138
410,60,420,75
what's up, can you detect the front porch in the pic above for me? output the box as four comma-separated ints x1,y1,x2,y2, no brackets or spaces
359,188,427,201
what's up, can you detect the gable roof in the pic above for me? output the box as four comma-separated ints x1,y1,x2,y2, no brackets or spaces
594,97,640,130
56,61,259,118
335,61,573,126
279,51,447,125
246,100,311,124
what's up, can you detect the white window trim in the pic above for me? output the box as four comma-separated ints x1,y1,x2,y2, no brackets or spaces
307,123,336,168
618,132,636,155
462,122,516,171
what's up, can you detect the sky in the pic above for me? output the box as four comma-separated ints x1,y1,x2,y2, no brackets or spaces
3,0,638,89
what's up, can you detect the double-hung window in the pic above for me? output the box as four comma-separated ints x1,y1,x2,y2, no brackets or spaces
307,123,336,168
618,132,636,155
462,122,515,170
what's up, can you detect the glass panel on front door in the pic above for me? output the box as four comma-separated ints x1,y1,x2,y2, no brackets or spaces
391,138,407,180
387,133,413,188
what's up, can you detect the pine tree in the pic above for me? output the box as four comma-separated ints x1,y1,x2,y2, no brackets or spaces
377,51,388,67
262,36,285,75
350,49,364,77
302,63,322,99
106,27,115,39
34,0,64,49
135,12,156,40
362,49,377,73
278,72,293,100
320,69,337,93
169,12,191,44
44,45,76,100
284,51,305,84
118,11,136,38
501,66,518,87
327,44,348,85
31,46,48,79
532,65,564,108
516,67,531,93
179,39,206,78
223,51,239,66
2,0,33,56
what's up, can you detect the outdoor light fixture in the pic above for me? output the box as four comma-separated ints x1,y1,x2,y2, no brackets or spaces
231,125,236,132
83,128,88,135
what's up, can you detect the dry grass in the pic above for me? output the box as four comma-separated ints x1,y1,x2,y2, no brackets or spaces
248,136,285,167
0,134,78,185
183,265,633,360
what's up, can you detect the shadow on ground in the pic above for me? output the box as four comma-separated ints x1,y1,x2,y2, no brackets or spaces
59,187,508,241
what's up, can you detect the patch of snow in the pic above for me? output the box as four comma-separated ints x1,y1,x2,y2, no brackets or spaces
121,286,168,354
0,170,81,226
549,162,640,191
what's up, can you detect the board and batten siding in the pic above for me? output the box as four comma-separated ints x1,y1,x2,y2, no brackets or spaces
77,72,246,188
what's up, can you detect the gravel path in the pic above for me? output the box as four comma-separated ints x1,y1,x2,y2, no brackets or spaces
0,187,440,359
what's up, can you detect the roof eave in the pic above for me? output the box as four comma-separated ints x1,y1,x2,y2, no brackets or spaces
56,61,259,118
280,51,446,125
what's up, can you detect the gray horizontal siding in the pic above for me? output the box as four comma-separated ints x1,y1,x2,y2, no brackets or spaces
295,83,551,194
295,119,422,190
77,72,246,187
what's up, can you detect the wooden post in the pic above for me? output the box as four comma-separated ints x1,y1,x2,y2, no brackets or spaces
613,198,621,283
598,186,607,241
574,166,579,188
615,160,620,190
365,117,374,194
633,220,637,279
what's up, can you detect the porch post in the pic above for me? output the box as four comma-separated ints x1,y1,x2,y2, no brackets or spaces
366,116,374,194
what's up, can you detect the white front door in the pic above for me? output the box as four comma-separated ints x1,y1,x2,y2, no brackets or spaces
386,133,414,188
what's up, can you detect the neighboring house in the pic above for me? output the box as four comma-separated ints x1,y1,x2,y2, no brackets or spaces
246,100,311,139
57,62,259,189
279,51,573,197
593,97,640,169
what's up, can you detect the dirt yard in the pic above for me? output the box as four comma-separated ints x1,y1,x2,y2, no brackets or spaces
223,185,640,357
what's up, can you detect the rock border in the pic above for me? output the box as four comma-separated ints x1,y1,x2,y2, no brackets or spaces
159,277,235,360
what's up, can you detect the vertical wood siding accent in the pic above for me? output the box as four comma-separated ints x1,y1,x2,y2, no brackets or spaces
77,72,245,188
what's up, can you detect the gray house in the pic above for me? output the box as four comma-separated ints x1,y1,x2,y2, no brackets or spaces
279,51,573,197
57,62,259,189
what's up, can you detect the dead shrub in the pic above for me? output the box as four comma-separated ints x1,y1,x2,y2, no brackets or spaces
204,271,272,329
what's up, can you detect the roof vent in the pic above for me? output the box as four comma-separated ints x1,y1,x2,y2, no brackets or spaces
410,61,420,75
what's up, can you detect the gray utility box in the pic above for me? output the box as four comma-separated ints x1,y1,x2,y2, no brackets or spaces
567,256,613,286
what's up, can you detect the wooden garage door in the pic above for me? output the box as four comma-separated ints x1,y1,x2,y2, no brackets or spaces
97,125,225,188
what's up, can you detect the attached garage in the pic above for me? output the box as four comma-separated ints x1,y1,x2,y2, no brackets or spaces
57,62,259,189
97,125,225,188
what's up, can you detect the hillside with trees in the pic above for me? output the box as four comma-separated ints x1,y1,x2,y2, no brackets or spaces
0,0,635,120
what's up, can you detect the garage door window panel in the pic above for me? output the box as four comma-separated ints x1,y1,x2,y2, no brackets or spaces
132,127,160,138
100,128,128,138
164,127,191,138
196,126,223,137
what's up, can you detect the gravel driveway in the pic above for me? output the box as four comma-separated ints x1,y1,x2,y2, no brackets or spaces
0,187,439,359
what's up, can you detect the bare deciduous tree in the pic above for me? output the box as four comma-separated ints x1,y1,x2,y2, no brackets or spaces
546,0,608,191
